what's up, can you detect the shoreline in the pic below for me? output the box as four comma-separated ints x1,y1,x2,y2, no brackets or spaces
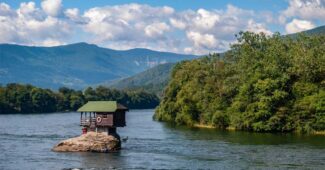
193,124,236,131
193,123,325,135
313,131,325,135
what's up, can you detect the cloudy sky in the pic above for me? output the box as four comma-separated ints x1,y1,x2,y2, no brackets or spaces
0,0,324,54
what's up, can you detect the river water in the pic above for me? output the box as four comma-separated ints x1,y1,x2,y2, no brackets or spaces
0,110,324,169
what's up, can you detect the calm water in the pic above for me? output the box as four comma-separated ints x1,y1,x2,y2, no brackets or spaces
0,110,324,170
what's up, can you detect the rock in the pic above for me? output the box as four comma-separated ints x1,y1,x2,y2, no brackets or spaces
52,132,121,152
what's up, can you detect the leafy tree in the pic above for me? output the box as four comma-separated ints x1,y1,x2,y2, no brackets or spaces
70,90,85,111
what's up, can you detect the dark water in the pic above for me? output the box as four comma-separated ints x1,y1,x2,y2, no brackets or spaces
0,110,324,170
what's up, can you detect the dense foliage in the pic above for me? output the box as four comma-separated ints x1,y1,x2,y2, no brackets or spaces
0,84,159,114
154,32,325,133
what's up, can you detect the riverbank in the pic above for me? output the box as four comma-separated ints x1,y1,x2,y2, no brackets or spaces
193,123,325,135
313,131,325,135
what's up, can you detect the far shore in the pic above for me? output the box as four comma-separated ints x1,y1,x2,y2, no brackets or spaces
0,108,156,115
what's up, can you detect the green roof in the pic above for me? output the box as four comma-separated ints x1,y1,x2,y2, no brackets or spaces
77,101,119,112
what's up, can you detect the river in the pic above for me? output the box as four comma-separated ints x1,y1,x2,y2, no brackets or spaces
0,110,324,169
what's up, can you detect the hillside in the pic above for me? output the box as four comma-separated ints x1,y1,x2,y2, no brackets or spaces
155,31,325,133
301,25,325,35
288,25,325,37
110,63,176,96
0,43,197,89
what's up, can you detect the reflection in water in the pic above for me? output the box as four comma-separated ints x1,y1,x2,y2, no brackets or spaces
77,152,126,169
165,123,325,147
0,110,324,169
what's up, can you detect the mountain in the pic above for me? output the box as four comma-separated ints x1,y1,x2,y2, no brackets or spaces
0,43,197,89
109,63,176,96
301,25,325,35
288,25,325,37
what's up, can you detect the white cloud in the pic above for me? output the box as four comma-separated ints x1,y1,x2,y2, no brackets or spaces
19,2,36,15
0,2,71,46
64,8,86,24
24,16,70,39
145,22,170,38
193,9,220,30
0,3,10,14
170,18,186,29
82,3,175,47
39,38,65,46
5,1,324,55
0,2,275,54
246,19,273,35
17,2,44,20
169,4,272,54
285,19,315,33
64,8,78,19
0,17,18,43
83,3,174,23
186,31,217,49
41,0,62,17
280,0,325,23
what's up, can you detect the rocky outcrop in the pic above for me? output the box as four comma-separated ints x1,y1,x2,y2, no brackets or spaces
52,132,121,152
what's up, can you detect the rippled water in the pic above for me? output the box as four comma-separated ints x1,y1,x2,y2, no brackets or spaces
0,110,324,169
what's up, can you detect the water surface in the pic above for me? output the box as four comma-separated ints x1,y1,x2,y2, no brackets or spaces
0,110,324,169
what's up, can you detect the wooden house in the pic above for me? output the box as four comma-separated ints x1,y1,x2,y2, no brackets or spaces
77,101,128,135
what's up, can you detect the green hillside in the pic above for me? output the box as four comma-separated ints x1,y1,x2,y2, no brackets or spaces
288,25,325,37
110,63,175,97
301,25,325,35
154,31,325,133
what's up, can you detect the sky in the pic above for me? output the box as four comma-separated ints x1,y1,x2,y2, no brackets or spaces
0,0,324,55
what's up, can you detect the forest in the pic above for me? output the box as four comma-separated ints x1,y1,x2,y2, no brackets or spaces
154,32,325,133
0,83,159,114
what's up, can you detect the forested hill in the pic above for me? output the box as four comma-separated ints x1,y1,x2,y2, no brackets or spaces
294,25,325,36
287,25,325,39
154,32,325,133
110,63,175,97
0,43,197,89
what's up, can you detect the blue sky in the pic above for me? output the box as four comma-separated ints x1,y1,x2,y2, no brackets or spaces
0,0,324,54
2,0,289,11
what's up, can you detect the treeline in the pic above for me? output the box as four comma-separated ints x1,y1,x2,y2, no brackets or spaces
154,32,325,133
0,83,159,114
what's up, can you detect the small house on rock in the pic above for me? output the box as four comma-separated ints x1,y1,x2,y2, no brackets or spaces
52,101,128,152
77,101,128,136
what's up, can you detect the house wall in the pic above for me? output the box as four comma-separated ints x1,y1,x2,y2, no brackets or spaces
95,111,126,127
113,110,126,127
96,113,113,126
